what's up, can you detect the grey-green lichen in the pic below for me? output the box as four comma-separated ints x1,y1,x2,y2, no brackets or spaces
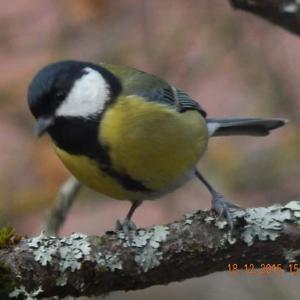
231,201,300,246
135,248,163,272
118,225,169,272
94,252,122,272
56,273,68,287
215,219,228,230
284,201,300,226
28,232,91,273
284,249,300,263
27,232,92,288
184,211,197,225
204,215,215,224
9,285,43,299
27,230,123,291
203,201,300,247
204,213,237,246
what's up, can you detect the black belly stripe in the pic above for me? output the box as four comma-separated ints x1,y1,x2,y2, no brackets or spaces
107,168,152,192
100,160,152,192
49,116,152,192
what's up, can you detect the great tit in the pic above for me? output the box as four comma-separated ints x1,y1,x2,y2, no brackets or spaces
27,60,287,230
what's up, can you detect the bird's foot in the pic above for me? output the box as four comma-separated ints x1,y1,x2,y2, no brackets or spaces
211,192,240,230
115,218,137,235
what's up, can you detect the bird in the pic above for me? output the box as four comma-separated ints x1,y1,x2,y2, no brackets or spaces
27,60,287,231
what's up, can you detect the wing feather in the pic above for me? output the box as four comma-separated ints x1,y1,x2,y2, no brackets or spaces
137,87,206,117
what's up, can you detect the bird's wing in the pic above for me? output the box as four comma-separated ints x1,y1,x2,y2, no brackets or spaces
101,63,206,117
136,87,206,117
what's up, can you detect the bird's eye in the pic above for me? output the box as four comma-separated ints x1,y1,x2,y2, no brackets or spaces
55,91,66,101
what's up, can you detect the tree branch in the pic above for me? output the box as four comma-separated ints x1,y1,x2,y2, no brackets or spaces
1,201,300,299
44,177,81,236
230,0,300,35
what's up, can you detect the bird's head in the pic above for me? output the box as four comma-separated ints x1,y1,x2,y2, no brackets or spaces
28,60,121,137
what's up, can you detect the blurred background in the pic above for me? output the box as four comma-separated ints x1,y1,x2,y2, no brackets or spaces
0,0,299,299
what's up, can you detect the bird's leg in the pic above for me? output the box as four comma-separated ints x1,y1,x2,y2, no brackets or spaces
195,169,239,229
115,200,143,234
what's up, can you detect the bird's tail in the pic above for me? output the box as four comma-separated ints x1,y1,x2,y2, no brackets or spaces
206,117,287,137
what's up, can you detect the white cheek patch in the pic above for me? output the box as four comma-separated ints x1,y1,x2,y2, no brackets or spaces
56,67,109,118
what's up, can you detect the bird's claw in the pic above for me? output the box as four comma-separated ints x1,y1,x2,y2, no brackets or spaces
115,218,137,235
212,192,239,230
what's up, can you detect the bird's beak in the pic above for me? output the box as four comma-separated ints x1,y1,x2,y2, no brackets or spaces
34,117,54,137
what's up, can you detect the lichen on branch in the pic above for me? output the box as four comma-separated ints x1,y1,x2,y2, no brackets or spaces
1,201,300,299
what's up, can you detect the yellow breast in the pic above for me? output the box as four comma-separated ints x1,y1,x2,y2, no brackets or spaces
54,146,143,200
100,96,208,191
54,96,208,201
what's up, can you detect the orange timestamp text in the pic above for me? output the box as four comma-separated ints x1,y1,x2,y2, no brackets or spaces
228,263,300,275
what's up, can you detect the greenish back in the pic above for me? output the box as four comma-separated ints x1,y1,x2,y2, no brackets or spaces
101,63,206,116
100,63,170,95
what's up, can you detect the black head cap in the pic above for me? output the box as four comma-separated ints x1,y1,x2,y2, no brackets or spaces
28,60,121,120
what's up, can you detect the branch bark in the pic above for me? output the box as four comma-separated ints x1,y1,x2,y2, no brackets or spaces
1,201,300,299
230,0,300,35
44,177,81,236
